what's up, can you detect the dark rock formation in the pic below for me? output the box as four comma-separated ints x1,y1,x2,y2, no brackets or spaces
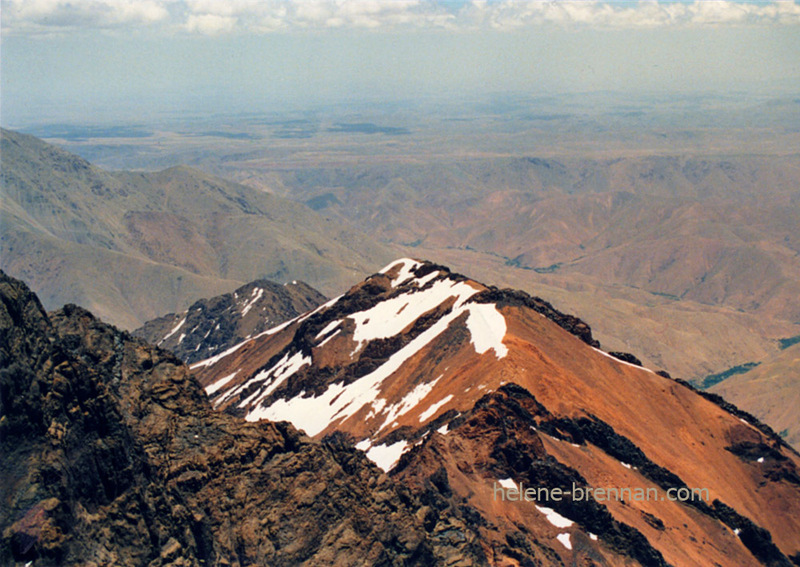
607,351,643,366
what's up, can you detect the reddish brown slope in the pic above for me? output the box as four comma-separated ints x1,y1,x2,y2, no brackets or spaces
193,259,800,566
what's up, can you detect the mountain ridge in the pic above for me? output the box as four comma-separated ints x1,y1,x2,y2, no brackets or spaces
3,264,799,564
133,278,326,364
193,258,800,566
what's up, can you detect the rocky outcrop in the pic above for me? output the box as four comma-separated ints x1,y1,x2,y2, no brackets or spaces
393,385,669,566
0,272,484,565
134,279,325,364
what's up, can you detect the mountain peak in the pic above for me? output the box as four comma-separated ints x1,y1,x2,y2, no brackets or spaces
188,257,622,452
191,258,526,438
0,270,488,565
134,277,326,364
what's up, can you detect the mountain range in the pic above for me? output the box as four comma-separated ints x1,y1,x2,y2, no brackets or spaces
5,127,798,387
249,155,800,384
0,128,393,330
4,262,800,564
262,155,800,324
0,271,487,565
3,127,799,563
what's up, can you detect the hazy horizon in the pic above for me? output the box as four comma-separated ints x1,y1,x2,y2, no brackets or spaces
2,0,800,128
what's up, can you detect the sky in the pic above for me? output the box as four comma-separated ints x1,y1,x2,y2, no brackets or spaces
2,0,800,126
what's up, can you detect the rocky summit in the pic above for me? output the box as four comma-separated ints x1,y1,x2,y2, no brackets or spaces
0,271,484,566
194,258,800,566
134,278,326,365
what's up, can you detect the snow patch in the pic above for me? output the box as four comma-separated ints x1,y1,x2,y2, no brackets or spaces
419,394,454,423
316,294,343,312
437,424,449,435
592,347,655,374
535,506,574,529
240,352,312,408
757,457,764,463
348,278,479,350
316,320,341,339
498,478,516,489
465,303,508,358
355,439,372,452
241,287,264,316
556,533,572,550
190,340,250,370
159,316,186,345
246,306,468,435
416,270,440,288
317,328,341,348
377,376,442,431
205,370,239,396
190,314,304,370
621,462,631,469
365,440,408,472
589,533,598,541
380,258,422,288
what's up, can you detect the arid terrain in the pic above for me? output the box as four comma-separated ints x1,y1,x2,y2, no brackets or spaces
0,128,394,329
4,94,799,460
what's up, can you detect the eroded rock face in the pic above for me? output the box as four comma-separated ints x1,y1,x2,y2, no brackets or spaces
0,272,485,566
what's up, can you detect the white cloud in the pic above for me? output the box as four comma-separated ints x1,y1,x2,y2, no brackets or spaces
183,13,236,34
1,0,170,35
2,0,799,36
462,0,800,30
